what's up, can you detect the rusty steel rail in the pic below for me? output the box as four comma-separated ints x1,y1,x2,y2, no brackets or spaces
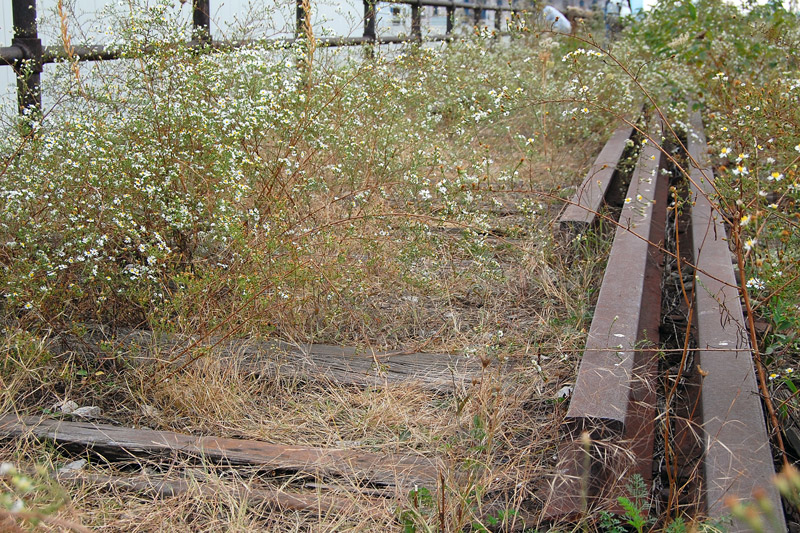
565,118,666,437
688,110,784,531
546,109,785,527
3,0,530,115
559,122,636,232
546,118,667,515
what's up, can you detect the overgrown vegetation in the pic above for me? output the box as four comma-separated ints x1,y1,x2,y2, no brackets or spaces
0,0,798,530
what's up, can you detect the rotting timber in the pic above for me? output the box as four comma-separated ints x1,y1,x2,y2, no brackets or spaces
0,415,439,492
45,326,490,394
546,108,785,530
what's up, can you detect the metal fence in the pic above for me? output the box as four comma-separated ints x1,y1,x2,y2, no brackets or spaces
0,0,531,116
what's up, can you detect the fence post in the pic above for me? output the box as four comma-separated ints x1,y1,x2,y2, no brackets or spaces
411,1,422,41
495,0,503,31
296,0,305,37
192,0,212,44
12,0,43,115
363,0,377,41
473,0,482,28
363,0,376,58
446,1,455,35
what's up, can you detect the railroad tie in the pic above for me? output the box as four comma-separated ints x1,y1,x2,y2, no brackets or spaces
0,414,440,495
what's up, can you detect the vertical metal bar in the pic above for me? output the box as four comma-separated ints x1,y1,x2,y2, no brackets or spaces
192,0,211,44
446,1,455,35
296,0,306,38
363,0,376,40
495,0,503,31
12,0,43,115
411,1,422,41
473,0,482,27
296,0,310,81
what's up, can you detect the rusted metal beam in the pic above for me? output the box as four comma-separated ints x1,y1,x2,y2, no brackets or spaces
32,35,456,66
2,0,528,115
559,123,635,232
474,0,483,27
410,0,510,10
411,1,422,40
0,46,25,65
687,109,784,531
12,0,42,114
363,0,377,41
192,0,212,44
447,3,456,34
546,119,667,515
566,119,665,431
296,0,307,38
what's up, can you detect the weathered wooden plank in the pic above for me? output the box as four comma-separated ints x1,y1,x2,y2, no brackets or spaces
559,122,635,232
57,470,385,515
0,415,439,491
48,328,486,393
688,109,783,531
244,340,485,392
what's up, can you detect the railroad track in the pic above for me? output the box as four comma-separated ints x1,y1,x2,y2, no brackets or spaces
0,106,785,529
546,107,784,530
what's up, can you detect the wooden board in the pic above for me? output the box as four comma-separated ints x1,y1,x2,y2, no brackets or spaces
48,327,488,393
0,415,439,492
57,470,386,515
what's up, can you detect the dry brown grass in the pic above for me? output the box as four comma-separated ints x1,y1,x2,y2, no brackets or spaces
0,132,611,530
0,207,608,533
0,21,624,530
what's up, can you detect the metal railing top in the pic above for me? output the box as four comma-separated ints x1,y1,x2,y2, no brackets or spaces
3,0,532,115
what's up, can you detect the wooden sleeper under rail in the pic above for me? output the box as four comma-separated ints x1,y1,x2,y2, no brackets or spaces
0,415,439,494
55,469,387,516
48,327,489,394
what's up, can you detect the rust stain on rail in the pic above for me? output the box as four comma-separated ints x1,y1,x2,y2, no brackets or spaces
546,118,667,517
688,109,784,532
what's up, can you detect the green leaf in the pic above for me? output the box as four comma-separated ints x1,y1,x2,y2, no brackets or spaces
685,1,697,20
617,496,648,533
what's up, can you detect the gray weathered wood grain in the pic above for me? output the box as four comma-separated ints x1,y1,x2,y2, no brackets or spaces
47,326,488,393
1,415,439,491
